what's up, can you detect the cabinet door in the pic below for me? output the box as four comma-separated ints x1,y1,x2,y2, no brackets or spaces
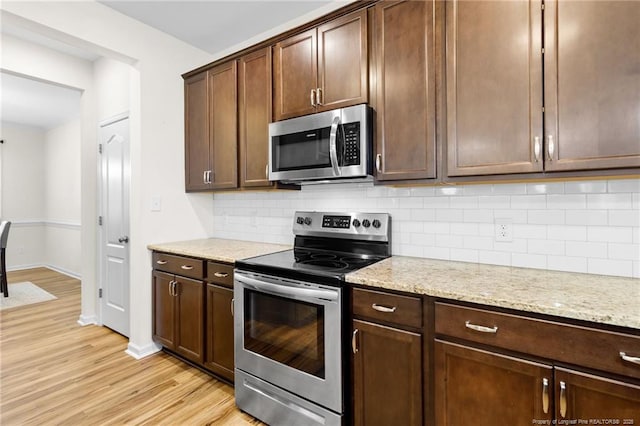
446,0,544,176
554,367,640,423
152,271,176,349
317,9,368,111
205,284,234,382
353,319,422,426
373,0,437,181
184,72,211,191
544,0,640,171
435,340,553,426
239,48,272,188
273,28,317,121
208,61,238,190
174,276,204,363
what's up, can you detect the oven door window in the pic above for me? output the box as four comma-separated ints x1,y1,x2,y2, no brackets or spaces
244,289,325,378
272,126,336,171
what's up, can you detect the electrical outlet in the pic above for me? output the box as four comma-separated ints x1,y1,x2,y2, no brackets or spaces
495,221,513,242
151,197,162,212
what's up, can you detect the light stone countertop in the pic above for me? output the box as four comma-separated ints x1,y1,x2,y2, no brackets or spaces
147,238,291,264
346,256,640,330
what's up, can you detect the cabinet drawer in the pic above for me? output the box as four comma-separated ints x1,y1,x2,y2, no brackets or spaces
435,302,640,379
153,252,204,280
353,287,422,329
206,261,234,288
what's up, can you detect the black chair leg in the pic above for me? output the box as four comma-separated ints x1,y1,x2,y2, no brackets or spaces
1,248,7,297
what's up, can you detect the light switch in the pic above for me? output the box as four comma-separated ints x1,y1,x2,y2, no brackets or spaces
151,197,162,212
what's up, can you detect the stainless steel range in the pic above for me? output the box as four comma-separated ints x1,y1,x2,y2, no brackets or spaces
234,211,391,426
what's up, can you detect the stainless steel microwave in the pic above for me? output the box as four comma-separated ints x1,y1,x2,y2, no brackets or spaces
268,104,372,183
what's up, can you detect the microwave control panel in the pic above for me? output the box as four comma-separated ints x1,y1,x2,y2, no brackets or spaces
342,123,360,166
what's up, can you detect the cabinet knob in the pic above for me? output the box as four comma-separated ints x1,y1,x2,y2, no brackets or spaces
547,135,555,161
310,88,317,107
542,378,549,414
316,87,323,105
375,154,382,174
352,329,359,354
559,381,567,418
534,136,541,162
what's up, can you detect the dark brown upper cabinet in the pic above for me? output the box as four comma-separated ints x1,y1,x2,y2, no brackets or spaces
239,47,272,188
544,0,640,171
446,0,640,177
184,61,238,191
273,9,368,121
371,0,437,182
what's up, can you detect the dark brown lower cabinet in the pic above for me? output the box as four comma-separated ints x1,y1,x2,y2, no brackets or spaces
435,340,640,425
554,367,640,422
152,270,204,364
435,340,553,425
204,283,234,382
352,319,422,426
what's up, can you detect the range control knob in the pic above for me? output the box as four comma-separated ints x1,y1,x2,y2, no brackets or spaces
372,219,381,228
304,217,312,225
352,219,361,228
296,217,304,225
362,219,371,228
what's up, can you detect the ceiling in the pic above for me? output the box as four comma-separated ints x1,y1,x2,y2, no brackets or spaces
1,1,343,130
98,1,336,55
1,72,82,131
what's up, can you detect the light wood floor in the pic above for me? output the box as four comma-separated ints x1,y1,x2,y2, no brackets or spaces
0,267,261,425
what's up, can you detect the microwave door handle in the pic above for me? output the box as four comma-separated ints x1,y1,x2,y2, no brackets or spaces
329,115,342,177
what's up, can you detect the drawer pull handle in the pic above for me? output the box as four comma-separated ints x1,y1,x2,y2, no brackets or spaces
231,298,234,317
214,272,228,278
620,352,640,365
542,378,549,414
559,381,567,418
180,265,194,270
352,329,359,354
465,321,498,334
156,260,168,265
372,303,396,313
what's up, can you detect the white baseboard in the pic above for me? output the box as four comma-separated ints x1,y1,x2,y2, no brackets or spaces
125,341,162,360
77,314,98,326
8,263,81,279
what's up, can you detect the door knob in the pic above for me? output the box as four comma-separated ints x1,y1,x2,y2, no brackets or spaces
118,236,129,243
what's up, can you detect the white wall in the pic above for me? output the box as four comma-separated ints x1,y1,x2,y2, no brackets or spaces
94,57,130,121
0,122,46,269
43,119,82,276
213,178,640,279
1,1,213,358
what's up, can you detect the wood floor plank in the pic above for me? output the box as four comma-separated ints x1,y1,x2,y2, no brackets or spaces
1,268,261,425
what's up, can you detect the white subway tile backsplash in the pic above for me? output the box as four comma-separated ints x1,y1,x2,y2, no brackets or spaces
547,194,586,210
463,209,494,223
450,248,479,263
608,210,640,227
526,182,565,194
547,225,587,241
565,210,608,226
528,210,565,225
566,241,607,258
478,250,511,266
212,178,639,278
528,239,564,255
564,181,607,194
511,195,546,209
607,179,640,193
587,226,633,243
587,193,633,210
588,258,633,277
608,243,640,261
547,256,588,274
512,253,547,269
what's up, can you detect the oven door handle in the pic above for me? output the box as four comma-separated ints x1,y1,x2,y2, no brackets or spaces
329,115,342,177
236,274,338,302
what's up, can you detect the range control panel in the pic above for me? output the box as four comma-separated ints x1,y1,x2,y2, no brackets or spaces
293,211,390,242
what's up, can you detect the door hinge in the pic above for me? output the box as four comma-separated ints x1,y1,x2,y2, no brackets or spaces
541,47,545,54
98,216,103,226
99,144,103,154
99,288,103,298
541,3,545,10
542,106,545,112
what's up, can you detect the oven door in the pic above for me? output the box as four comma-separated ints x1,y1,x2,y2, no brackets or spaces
234,270,343,413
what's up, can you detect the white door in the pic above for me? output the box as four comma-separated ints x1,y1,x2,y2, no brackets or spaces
100,115,130,336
